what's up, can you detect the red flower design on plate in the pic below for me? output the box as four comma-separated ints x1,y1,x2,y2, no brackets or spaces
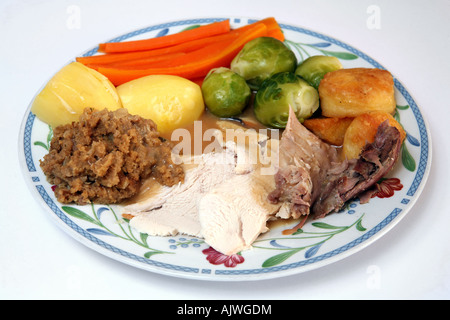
202,247,245,268
371,178,403,199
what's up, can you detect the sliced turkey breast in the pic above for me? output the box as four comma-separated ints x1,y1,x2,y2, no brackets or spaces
198,167,281,255
124,148,238,237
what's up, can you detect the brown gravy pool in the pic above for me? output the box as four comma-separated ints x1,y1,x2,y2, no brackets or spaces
160,106,272,154
126,106,270,205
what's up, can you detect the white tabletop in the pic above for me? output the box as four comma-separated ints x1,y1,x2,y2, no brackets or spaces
1,0,449,300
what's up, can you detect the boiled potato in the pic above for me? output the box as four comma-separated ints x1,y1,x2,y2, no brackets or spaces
31,62,122,128
303,117,354,146
343,111,406,160
117,75,204,134
319,68,396,118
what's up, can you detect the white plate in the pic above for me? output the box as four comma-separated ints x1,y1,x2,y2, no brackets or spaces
19,17,431,281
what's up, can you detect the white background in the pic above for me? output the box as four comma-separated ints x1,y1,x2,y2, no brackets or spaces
1,0,449,300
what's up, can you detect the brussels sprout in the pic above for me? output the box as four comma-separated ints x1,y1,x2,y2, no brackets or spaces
254,72,319,128
230,37,297,90
201,67,251,117
295,55,343,89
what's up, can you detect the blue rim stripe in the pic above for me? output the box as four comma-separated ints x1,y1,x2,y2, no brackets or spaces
24,112,36,172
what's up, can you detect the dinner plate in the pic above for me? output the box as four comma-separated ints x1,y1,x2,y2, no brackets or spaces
19,17,431,281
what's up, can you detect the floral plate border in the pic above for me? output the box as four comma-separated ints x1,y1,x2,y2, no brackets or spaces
19,17,431,281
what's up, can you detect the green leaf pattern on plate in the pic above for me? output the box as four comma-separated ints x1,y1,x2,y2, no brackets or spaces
256,214,366,268
394,105,417,171
33,124,53,151
284,40,359,62
63,204,171,258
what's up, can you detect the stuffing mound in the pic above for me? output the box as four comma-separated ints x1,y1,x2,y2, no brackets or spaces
40,108,184,205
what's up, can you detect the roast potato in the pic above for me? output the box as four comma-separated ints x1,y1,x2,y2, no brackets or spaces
318,68,396,118
303,117,353,146
343,111,406,160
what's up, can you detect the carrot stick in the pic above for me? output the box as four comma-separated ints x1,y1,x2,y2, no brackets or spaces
237,17,279,32
85,52,187,69
101,31,245,70
99,19,231,53
267,28,285,42
77,32,237,67
264,19,285,42
77,48,176,65
97,23,268,86
77,32,234,66
97,38,237,83
232,17,285,41
76,18,285,67
139,37,238,69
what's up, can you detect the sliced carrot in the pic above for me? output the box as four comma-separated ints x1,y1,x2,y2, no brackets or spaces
97,23,268,86
97,38,237,84
99,19,231,53
86,23,268,70
150,37,238,68
267,28,285,42
76,18,285,67
105,32,245,69
232,17,285,41
77,48,177,65
77,31,237,67
259,17,285,41
86,52,187,69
